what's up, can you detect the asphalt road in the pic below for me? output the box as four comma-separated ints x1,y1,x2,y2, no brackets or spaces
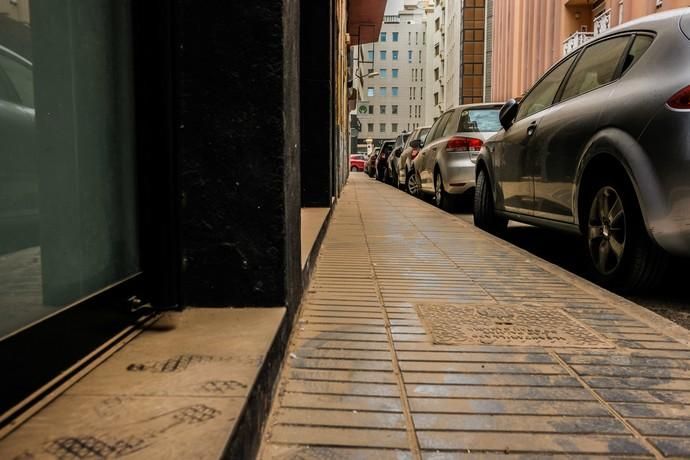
451,202,690,330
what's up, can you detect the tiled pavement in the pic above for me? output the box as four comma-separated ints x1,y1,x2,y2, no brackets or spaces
260,174,690,459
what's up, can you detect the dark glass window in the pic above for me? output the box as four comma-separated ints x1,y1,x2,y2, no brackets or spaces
560,36,630,101
516,53,577,121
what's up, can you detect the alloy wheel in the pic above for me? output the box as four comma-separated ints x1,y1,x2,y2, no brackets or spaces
434,173,443,207
587,186,626,275
408,170,420,196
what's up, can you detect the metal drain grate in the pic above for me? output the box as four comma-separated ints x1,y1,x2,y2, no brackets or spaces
415,303,613,348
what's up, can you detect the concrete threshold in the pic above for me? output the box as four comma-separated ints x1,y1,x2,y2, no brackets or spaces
260,174,690,459
0,307,285,460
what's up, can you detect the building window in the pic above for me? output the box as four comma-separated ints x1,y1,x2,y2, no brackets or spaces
380,69,387,78
392,123,398,132
420,90,423,100
380,32,387,42
392,87,399,96
367,49,374,61
408,50,413,62
392,104,398,114
380,123,386,132
392,50,399,60
420,69,423,81
368,123,374,132
380,87,387,97
418,50,422,63
423,31,426,45
434,67,439,80
435,44,439,56
434,92,439,105
380,105,386,114
392,69,399,78
415,32,419,45
380,50,387,60
392,32,399,42
367,87,375,97
435,17,440,31
408,32,411,44
368,105,374,114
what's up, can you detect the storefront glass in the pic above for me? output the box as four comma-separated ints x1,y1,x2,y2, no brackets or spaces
0,0,139,338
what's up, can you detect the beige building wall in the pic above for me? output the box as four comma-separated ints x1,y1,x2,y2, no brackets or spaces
0,0,31,23
490,0,690,102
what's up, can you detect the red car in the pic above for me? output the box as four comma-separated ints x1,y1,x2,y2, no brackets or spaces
349,154,366,172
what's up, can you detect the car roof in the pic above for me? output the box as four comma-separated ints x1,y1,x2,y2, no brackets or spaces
607,7,690,34
446,102,503,112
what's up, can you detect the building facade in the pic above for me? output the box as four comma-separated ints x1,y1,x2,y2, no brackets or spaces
353,2,427,145
491,0,690,101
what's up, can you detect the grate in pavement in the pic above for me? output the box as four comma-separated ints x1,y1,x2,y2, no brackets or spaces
416,303,614,348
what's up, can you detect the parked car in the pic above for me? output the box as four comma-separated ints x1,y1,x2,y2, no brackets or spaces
399,126,431,193
474,9,690,292
365,149,379,177
349,154,366,172
375,140,395,181
386,132,411,186
411,103,502,209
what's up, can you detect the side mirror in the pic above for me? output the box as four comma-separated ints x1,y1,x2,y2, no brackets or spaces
499,99,519,130
409,139,422,149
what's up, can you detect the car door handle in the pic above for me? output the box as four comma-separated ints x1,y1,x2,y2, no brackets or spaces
527,123,537,137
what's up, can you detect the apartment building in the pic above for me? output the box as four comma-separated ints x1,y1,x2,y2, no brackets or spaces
353,2,427,144
491,0,690,101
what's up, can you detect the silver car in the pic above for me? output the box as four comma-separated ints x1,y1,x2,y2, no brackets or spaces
475,9,690,292
412,103,502,210
398,126,430,193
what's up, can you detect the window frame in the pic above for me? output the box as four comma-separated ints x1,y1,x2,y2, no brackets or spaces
554,33,638,105
515,51,579,122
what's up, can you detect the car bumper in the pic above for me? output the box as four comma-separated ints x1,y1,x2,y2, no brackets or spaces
648,194,690,256
444,155,476,194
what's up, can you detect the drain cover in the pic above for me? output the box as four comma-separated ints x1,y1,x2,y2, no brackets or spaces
416,303,612,348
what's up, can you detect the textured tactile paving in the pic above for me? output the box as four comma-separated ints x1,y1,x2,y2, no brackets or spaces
260,174,690,459
415,303,613,348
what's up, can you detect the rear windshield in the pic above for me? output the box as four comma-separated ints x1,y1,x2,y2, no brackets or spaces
457,108,501,132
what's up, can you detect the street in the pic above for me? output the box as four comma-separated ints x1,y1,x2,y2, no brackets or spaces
451,202,690,330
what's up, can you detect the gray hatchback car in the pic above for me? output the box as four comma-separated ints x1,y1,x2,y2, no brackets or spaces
475,9,690,292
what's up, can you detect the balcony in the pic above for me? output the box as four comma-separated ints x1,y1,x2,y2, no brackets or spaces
563,31,593,55
593,9,611,36
384,15,400,24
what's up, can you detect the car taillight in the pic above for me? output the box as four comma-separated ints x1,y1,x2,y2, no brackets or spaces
667,85,690,109
411,148,420,159
446,136,483,153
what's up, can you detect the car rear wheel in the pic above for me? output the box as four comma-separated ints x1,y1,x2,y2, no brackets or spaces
434,170,453,211
582,175,668,293
351,166,357,172
473,169,508,234
407,168,421,197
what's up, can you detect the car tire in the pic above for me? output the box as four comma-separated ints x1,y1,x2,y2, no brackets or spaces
581,174,668,293
407,168,421,197
473,169,508,234
351,166,357,172
434,170,453,212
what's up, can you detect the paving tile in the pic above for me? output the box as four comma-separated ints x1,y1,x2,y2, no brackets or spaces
260,175,690,457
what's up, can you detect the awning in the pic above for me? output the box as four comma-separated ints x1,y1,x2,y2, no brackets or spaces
348,0,386,45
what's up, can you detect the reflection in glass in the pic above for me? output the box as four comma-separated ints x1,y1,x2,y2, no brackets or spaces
0,0,139,338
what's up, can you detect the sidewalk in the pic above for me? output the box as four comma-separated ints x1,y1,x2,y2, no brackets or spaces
260,173,690,459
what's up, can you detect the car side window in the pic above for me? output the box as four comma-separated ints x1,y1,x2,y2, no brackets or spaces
442,109,461,137
620,34,653,75
560,36,630,101
427,111,452,143
0,52,34,108
516,53,577,121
